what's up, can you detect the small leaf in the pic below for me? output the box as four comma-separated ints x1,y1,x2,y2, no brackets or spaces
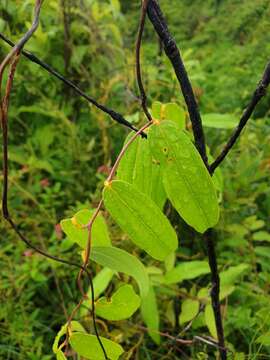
256,332,270,346
253,231,270,242
164,261,210,284
220,264,249,286
204,304,217,339
151,101,185,129
60,209,111,249
202,113,239,129
141,284,160,344
70,333,124,360
96,284,141,321
149,121,219,233
103,180,178,261
91,246,149,297
179,299,200,325
117,134,166,208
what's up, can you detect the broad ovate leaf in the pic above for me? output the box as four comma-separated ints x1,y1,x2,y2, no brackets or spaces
103,180,178,261
96,284,141,321
149,121,219,233
164,261,210,284
141,284,160,344
60,209,111,249
117,134,166,208
91,246,149,297
70,333,124,360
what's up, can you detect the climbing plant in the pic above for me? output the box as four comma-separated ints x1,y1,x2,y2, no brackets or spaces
1,1,270,360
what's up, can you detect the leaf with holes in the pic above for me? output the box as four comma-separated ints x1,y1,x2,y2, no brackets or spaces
103,180,178,260
60,209,111,249
149,121,219,233
96,284,141,321
70,333,124,360
117,133,166,208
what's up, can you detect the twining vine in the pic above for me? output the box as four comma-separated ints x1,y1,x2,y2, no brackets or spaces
1,1,270,360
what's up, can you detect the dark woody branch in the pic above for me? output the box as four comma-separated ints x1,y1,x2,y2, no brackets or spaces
146,0,208,166
210,61,270,174
0,32,143,136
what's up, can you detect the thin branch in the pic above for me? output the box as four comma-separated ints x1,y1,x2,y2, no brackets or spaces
205,230,226,360
146,0,208,166
0,32,145,136
135,0,152,121
146,3,225,358
210,61,270,174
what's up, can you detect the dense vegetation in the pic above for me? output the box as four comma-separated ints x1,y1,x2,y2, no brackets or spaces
0,1,270,359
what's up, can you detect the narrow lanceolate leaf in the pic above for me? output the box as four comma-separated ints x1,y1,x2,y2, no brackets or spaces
141,284,160,344
60,209,111,249
91,246,149,297
95,284,141,321
70,333,124,360
117,134,166,208
149,121,220,233
103,180,178,261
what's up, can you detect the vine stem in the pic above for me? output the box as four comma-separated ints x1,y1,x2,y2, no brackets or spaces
135,0,152,121
0,32,144,135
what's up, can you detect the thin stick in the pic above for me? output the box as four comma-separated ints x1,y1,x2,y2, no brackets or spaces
209,61,270,174
205,230,226,360
146,0,208,166
135,0,152,121
0,32,144,135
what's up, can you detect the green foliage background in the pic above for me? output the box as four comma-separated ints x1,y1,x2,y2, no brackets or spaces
0,0,270,359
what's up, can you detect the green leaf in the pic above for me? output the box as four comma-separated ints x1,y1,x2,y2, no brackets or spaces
149,121,219,233
60,209,111,249
53,321,85,354
202,113,239,129
70,333,124,360
103,180,178,261
141,284,160,344
179,299,200,325
117,134,166,208
256,332,270,346
151,101,185,129
164,261,210,284
81,268,115,316
91,246,149,297
204,304,217,339
93,268,115,300
96,284,141,321
253,231,270,242
56,351,67,360
220,264,249,286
